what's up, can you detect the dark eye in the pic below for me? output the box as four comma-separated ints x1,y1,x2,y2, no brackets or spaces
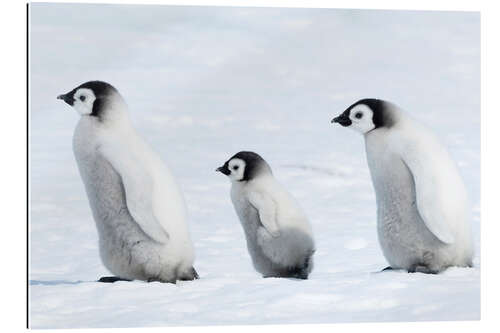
355,112,362,119
79,95,86,102
233,165,239,170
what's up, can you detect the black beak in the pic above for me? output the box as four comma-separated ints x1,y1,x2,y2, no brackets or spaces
216,165,230,176
331,113,352,127
57,92,74,106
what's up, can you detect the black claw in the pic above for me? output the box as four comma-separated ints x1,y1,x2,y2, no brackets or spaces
98,276,131,283
381,266,394,272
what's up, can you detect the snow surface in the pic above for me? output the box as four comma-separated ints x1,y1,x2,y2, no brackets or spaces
29,3,480,329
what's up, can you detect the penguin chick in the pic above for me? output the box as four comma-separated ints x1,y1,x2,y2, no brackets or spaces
58,80,198,283
332,98,474,274
217,151,315,279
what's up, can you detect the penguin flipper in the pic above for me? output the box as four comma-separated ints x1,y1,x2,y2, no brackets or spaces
399,147,456,245
247,190,280,237
97,146,170,244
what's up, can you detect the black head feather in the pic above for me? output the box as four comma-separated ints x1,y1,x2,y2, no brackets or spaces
333,98,394,130
57,81,118,118
217,151,271,181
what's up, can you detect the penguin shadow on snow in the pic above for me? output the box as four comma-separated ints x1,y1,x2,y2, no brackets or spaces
29,278,192,285
29,280,88,286
29,279,137,285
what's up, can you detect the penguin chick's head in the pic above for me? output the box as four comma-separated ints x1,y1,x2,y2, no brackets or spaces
216,151,272,182
331,98,394,134
57,81,119,118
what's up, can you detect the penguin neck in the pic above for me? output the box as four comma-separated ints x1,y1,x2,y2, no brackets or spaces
364,105,402,137
246,171,274,185
98,97,132,130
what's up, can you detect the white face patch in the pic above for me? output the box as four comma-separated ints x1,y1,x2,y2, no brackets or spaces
72,88,96,116
348,104,375,134
227,158,246,182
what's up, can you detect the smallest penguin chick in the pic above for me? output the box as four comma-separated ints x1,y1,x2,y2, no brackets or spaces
217,151,315,279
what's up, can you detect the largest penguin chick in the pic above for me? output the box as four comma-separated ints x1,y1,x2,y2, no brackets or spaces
217,151,315,279
332,98,474,274
58,81,198,283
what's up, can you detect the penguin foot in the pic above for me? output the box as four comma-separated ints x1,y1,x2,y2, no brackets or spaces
408,265,439,274
98,276,132,283
262,273,308,280
284,266,309,280
292,272,309,280
293,267,310,279
178,267,199,281
192,267,200,279
381,266,394,272
147,277,177,284
288,253,313,279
